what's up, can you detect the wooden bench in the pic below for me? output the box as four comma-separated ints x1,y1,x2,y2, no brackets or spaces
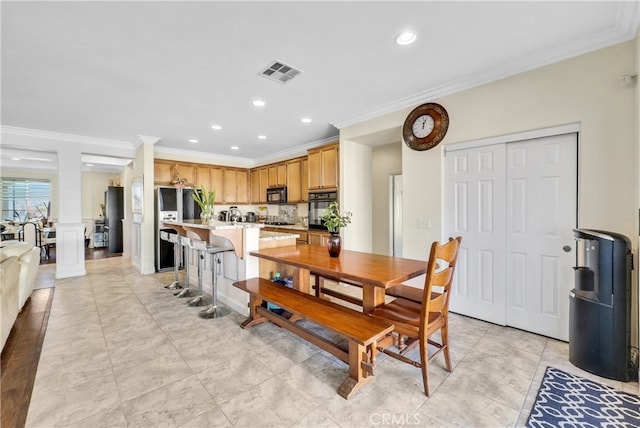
232,277,394,399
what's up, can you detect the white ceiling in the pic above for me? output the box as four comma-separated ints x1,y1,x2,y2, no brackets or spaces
1,1,638,172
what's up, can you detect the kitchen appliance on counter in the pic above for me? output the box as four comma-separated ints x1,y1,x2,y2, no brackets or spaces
266,186,287,204
308,190,337,230
228,206,243,222
246,212,257,222
218,211,228,221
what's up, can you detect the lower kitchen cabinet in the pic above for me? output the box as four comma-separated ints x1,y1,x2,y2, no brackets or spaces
307,231,330,247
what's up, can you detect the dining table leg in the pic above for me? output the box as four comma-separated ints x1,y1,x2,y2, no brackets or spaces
362,285,386,314
292,266,311,295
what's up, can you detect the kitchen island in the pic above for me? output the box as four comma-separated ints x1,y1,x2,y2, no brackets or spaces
162,219,299,316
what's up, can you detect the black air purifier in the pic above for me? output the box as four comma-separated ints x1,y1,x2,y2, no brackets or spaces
569,229,636,381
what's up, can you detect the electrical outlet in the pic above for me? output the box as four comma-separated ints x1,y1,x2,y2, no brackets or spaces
417,218,431,229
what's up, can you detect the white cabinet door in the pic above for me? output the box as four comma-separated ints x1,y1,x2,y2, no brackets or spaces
445,144,507,325
445,133,577,340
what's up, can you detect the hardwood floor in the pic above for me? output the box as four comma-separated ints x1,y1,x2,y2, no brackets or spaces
39,245,122,265
1,288,54,428
1,246,120,428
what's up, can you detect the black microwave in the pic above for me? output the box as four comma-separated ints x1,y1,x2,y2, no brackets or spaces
266,186,287,204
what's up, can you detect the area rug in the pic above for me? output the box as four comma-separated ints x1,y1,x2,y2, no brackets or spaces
526,366,640,427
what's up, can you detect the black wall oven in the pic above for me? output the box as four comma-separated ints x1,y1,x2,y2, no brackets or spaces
308,190,337,230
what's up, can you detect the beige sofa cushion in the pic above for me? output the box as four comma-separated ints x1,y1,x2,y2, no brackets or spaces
0,243,41,310
1,256,20,350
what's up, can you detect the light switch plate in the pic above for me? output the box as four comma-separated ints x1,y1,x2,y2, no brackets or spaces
417,218,431,229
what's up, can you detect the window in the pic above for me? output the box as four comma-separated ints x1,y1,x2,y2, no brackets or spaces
0,178,51,223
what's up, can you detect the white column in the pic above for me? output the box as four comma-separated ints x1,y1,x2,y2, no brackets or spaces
55,146,86,278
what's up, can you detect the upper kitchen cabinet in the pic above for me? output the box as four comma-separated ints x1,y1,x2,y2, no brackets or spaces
250,169,261,204
154,161,173,185
308,143,338,190
210,166,224,199
259,168,269,203
301,157,309,202
268,163,287,187
197,165,210,190
223,168,249,204
286,157,306,203
154,161,196,186
175,164,196,186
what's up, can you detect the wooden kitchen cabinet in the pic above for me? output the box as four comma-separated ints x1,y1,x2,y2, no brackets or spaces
308,143,338,190
154,161,173,185
308,231,330,247
301,157,309,202
210,167,224,200
259,168,269,203
268,163,287,187
250,169,260,203
236,169,249,204
176,164,196,186
286,158,302,202
222,168,249,204
197,166,210,190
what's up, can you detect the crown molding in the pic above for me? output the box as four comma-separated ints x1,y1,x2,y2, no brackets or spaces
136,135,161,147
252,135,339,166
331,1,639,130
153,145,255,168
1,125,136,149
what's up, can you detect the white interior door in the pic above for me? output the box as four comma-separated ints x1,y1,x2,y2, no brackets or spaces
505,134,577,341
390,174,403,257
445,144,506,325
445,132,577,340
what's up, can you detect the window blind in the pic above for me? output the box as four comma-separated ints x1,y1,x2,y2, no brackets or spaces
1,178,51,222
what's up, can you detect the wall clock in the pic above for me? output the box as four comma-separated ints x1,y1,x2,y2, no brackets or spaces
402,103,449,151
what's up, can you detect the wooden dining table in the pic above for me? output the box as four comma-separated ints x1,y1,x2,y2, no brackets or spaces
249,244,427,313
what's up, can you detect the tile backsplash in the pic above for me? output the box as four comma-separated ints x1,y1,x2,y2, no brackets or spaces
278,205,297,223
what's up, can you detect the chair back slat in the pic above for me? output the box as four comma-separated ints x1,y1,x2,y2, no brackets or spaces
420,237,461,331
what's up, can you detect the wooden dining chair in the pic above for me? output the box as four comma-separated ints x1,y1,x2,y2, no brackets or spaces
369,236,461,396
386,236,462,304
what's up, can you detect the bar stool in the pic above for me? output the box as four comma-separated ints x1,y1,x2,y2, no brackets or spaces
199,236,235,319
185,239,207,307
174,236,193,298
162,232,183,290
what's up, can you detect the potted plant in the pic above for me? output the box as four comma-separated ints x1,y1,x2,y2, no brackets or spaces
321,201,352,257
192,186,216,224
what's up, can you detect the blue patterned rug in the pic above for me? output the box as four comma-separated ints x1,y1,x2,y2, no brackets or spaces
527,367,640,427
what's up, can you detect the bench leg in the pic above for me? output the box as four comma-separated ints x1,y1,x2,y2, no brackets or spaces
337,342,376,399
240,295,269,329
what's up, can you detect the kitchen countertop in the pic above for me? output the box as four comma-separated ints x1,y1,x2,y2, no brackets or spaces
259,230,300,241
260,223,308,231
165,219,265,230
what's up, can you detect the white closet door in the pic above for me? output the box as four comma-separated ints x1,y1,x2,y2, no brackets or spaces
505,134,577,341
445,144,506,325
445,133,577,340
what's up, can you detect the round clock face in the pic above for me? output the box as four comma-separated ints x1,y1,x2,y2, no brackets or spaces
412,114,435,138
402,103,449,151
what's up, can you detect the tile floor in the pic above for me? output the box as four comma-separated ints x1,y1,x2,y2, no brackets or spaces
25,258,638,428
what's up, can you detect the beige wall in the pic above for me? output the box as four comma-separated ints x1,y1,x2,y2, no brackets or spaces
371,143,402,255
81,171,120,220
342,40,638,260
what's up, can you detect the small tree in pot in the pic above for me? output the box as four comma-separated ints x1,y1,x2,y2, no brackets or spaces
192,186,216,224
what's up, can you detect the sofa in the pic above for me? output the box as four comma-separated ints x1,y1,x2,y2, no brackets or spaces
1,242,41,350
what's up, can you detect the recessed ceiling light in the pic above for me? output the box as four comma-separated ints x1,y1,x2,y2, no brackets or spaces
257,135,267,140
211,125,222,130
86,163,94,167
189,139,198,143
301,117,312,123
11,157,20,161
230,146,239,150
395,31,417,45
252,99,266,107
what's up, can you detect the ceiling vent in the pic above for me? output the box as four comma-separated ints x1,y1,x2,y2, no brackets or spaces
258,60,302,84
